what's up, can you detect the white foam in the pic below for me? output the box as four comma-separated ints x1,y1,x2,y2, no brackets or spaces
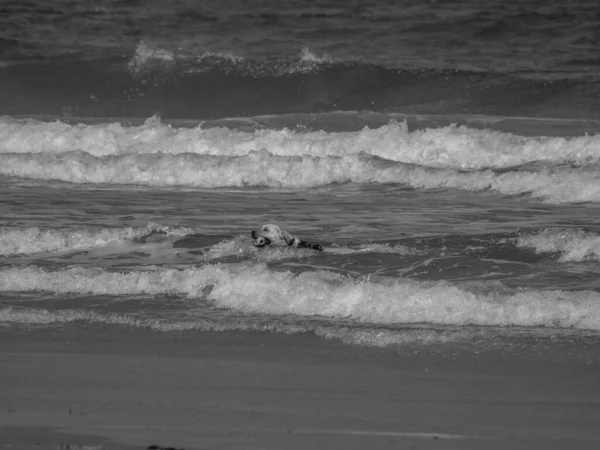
204,235,323,262
3,117,600,202
0,223,191,256
298,47,336,64
1,264,599,330
517,229,600,262
0,115,175,156
2,149,599,203
128,41,176,73
355,243,417,255
126,42,328,76
0,307,467,346
0,228,327,263
326,244,417,256
2,117,599,169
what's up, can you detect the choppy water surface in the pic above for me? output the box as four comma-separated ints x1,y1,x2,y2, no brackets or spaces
1,0,600,349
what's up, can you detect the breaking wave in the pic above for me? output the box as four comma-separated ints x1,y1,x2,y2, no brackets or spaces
0,306,470,347
1,264,599,331
3,117,599,169
0,223,191,256
127,42,335,76
2,148,600,203
2,116,600,203
517,228,600,262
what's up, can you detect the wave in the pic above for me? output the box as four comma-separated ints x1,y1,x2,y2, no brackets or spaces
128,41,178,74
1,264,599,331
3,117,600,169
0,306,471,347
2,147,600,203
2,50,600,119
2,116,600,203
0,223,191,256
517,228,600,262
0,225,395,263
127,42,336,76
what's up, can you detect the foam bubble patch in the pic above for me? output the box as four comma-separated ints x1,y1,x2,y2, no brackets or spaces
0,223,192,256
517,229,600,262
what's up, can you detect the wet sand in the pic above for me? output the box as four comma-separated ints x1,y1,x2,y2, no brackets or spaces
1,327,599,450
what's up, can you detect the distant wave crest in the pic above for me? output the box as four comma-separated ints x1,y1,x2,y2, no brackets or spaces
127,41,336,76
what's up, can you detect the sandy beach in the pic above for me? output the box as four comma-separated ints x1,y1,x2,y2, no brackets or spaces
1,327,599,450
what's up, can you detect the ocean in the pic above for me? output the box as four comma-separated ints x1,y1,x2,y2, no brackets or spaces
2,0,600,350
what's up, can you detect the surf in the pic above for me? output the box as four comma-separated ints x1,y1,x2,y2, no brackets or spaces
1,263,599,331
2,116,600,203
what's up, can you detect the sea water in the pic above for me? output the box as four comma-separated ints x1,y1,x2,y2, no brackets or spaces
1,0,600,348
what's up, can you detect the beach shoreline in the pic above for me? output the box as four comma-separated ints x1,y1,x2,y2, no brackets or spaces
1,327,599,450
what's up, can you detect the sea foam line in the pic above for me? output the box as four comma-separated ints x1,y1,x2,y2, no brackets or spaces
2,117,599,169
0,223,191,256
0,307,465,347
1,150,599,203
1,264,599,330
